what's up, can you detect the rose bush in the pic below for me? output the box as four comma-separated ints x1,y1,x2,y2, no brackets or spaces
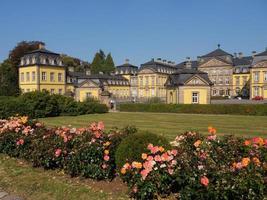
120,127,267,199
0,116,135,180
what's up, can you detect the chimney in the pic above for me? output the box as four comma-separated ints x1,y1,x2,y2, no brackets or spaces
238,52,243,58
234,52,237,58
38,43,45,49
125,59,129,64
185,57,191,69
252,51,257,57
85,69,91,75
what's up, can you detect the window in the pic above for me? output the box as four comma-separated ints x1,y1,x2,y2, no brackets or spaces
235,76,240,85
213,90,217,95
151,89,155,96
41,72,47,81
225,77,229,84
151,76,155,85
264,72,267,82
139,77,143,86
21,73,24,82
58,89,63,95
219,77,223,84
254,87,259,96
235,87,240,94
192,78,199,85
50,72,55,82
86,92,92,98
32,72,36,82
192,92,199,104
45,58,50,64
242,76,248,85
225,89,230,96
145,77,149,86
219,90,225,96
54,59,57,65
26,72,30,82
27,89,30,92
254,72,259,82
50,89,55,94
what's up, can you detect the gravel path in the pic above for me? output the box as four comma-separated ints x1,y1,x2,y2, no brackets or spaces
0,188,23,200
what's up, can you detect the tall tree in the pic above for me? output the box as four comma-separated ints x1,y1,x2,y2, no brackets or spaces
2,41,44,96
90,50,115,75
91,52,104,74
0,60,20,96
104,53,115,74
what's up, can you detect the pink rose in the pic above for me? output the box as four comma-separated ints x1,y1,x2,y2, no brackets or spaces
140,169,149,180
168,168,174,175
55,149,62,157
147,143,153,150
154,155,162,162
104,155,110,161
207,135,217,141
16,139,24,146
200,176,209,187
151,146,159,154
147,155,154,161
171,149,178,156
102,164,107,169
97,121,104,131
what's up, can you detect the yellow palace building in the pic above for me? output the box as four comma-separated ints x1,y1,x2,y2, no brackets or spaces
19,45,131,103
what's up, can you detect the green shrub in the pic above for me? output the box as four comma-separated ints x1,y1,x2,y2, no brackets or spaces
115,132,170,170
0,91,108,119
119,103,267,116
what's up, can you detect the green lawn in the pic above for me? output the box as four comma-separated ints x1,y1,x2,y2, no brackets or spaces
41,112,267,139
0,154,127,200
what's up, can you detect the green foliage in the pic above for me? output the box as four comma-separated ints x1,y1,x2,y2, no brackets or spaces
90,50,115,74
3,41,44,96
145,97,162,104
61,55,90,73
0,60,20,96
115,132,170,170
119,103,267,116
0,91,108,119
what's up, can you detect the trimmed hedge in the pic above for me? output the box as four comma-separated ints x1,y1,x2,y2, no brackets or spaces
0,91,108,119
118,103,267,116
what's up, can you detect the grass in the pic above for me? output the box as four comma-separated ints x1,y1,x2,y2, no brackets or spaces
0,154,127,200
41,112,267,140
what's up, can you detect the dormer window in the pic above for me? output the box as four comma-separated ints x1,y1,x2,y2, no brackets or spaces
32,57,36,64
45,58,50,64
54,59,57,65
26,58,30,65
235,68,240,73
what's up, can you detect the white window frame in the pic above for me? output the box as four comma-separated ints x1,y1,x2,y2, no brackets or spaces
21,73,24,82
32,72,36,82
192,92,199,104
26,72,30,82
41,72,47,81
50,72,55,82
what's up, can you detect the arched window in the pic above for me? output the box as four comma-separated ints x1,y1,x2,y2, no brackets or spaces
54,59,57,65
45,58,50,64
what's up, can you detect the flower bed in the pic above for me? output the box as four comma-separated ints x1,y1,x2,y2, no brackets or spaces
0,116,266,199
120,127,267,199
0,116,134,180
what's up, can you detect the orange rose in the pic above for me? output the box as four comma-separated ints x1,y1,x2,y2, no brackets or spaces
159,146,165,152
104,150,109,155
142,153,148,160
132,161,142,169
208,126,216,135
120,168,126,174
252,157,261,166
194,140,202,148
241,157,250,167
244,140,251,146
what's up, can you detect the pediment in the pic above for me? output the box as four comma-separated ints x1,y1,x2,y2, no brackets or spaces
138,68,156,74
79,80,99,88
199,58,231,68
253,60,267,68
185,75,209,86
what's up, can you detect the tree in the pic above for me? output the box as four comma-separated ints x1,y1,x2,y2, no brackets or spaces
104,53,115,74
2,41,44,96
0,60,20,96
91,52,105,74
90,50,115,75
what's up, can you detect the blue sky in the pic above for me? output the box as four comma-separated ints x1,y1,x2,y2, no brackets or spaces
0,0,267,65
